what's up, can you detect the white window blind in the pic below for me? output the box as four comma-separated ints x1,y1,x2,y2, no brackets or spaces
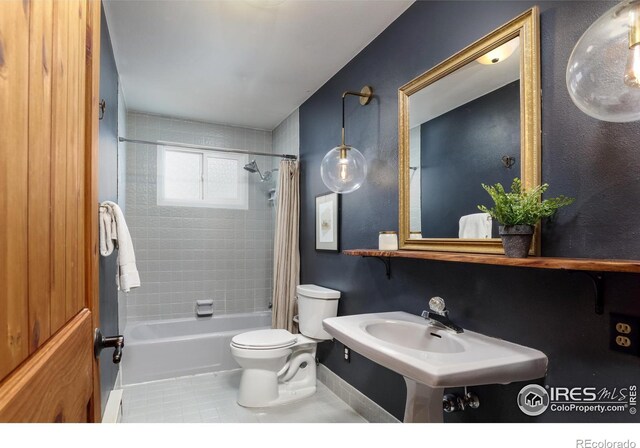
163,149,202,201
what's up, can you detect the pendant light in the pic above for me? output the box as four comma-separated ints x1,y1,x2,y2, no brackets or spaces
321,86,373,194
566,0,640,122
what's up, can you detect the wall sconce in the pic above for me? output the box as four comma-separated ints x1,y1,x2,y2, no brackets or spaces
567,0,640,122
321,86,373,194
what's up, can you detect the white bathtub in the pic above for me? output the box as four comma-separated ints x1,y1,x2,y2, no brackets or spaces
121,311,271,385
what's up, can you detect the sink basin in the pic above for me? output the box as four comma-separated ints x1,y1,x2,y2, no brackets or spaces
364,321,465,353
322,311,548,422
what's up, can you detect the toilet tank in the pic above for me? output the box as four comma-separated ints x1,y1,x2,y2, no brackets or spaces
296,284,341,340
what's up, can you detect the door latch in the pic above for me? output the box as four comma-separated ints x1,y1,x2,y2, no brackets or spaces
94,329,125,364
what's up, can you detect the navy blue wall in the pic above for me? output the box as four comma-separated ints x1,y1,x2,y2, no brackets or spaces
420,80,520,238
300,1,640,422
98,5,120,416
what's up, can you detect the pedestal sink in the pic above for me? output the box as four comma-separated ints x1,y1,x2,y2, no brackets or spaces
322,311,548,423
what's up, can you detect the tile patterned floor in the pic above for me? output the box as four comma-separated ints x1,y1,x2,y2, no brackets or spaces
121,369,368,423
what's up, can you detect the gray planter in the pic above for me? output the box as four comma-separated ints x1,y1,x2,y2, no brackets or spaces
499,225,534,258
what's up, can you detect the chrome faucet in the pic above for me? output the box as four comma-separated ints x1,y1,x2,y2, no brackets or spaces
421,296,464,334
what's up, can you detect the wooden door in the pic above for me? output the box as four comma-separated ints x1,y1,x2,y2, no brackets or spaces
0,0,102,422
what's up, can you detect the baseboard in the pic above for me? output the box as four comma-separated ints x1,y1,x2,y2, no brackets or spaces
102,388,124,423
317,364,399,423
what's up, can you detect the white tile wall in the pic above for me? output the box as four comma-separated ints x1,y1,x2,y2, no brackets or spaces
124,112,277,323
272,109,299,157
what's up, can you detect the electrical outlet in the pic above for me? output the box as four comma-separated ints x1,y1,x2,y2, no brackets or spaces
344,346,350,363
616,323,632,334
610,313,640,356
616,336,631,347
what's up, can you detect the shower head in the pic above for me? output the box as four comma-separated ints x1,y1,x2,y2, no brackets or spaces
243,160,259,174
243,160,272,182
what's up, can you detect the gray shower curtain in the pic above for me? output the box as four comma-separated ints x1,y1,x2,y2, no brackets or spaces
272,159,300,332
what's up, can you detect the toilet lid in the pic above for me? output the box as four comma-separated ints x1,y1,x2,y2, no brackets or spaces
231,329,297,349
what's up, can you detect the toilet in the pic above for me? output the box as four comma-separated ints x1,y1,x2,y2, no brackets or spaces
230,284,340,408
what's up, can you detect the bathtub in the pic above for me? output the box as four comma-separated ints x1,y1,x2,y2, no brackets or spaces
121,311,271,385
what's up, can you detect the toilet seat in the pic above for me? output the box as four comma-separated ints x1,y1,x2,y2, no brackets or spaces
231,329,297,350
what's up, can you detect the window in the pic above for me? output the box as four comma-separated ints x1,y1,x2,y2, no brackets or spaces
157,146,248,209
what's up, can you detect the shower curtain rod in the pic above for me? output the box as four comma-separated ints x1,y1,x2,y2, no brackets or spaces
118,137,298,160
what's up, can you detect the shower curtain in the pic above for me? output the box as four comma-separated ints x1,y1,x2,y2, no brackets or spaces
272,159,300,333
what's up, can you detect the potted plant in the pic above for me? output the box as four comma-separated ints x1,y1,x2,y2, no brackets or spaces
478,178,574,258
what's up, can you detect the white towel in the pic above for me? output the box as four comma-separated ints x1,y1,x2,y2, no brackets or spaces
458,213,492,239
99,201,141,292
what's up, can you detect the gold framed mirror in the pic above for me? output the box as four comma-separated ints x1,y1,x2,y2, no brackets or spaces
398,7,541,255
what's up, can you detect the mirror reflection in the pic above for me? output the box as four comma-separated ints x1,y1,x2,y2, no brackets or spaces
408,36,521,239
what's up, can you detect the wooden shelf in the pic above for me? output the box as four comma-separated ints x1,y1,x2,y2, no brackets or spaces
342,249,640,273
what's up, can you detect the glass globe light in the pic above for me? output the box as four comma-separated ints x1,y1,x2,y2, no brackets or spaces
566,0,640,122
320,145,367,194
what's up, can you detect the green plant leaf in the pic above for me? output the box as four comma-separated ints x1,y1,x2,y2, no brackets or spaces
477,177,574,226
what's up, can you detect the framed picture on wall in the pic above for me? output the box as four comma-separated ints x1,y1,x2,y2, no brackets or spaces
315,192,340,252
